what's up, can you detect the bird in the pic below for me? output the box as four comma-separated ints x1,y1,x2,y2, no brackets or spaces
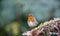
27,13,38,28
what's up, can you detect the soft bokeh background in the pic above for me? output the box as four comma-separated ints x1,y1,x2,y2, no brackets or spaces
0,0,60,36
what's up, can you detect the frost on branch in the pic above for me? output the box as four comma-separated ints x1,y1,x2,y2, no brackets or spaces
22,18,60,36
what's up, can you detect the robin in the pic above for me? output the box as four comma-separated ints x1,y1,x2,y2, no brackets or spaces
27,13,38,28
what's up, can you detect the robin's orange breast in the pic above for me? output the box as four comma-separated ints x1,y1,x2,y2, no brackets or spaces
28,16,35,22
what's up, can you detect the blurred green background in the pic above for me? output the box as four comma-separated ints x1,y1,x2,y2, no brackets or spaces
0,0,60,36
